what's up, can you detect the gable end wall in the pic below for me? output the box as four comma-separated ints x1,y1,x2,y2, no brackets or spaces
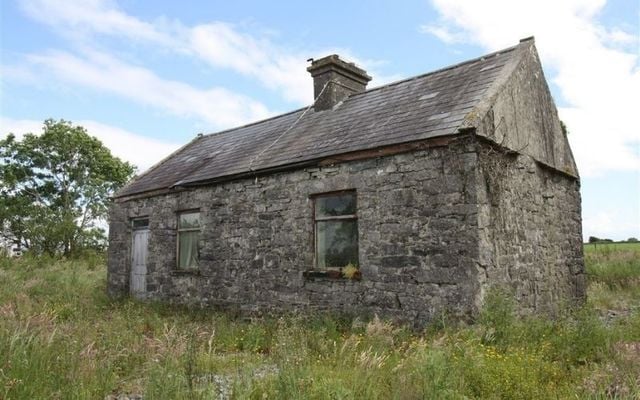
469,41,585,312
476,42,578,177
475,140,585,313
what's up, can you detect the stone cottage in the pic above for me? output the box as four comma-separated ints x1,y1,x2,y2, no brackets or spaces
108,37,585,324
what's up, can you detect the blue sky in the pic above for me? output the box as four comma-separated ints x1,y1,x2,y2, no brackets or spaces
1,0,638,241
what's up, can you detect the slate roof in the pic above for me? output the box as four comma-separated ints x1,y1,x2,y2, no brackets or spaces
116,41,528,199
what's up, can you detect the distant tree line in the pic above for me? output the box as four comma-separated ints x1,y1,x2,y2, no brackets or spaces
588,236,638,244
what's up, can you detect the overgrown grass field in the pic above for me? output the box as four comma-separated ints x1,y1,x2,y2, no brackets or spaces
1,244,639,399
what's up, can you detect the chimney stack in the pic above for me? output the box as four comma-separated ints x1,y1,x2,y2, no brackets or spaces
307,55,371,111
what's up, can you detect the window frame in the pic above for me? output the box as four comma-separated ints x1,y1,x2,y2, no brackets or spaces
311,190,359,271
131,217,149,231
176,209,201,270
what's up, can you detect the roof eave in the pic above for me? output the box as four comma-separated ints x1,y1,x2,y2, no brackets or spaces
114,132,468,201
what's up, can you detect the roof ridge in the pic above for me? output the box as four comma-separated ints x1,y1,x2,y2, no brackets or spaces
199,106,306,139
196,43,520,141
115,40,531,199
349,43,520,99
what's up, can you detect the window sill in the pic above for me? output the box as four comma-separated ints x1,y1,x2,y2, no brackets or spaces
303,270,362,281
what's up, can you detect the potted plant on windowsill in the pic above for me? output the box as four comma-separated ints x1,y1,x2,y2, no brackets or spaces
341,263,361,280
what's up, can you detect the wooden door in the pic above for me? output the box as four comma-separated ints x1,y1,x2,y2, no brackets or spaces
131,224,149,298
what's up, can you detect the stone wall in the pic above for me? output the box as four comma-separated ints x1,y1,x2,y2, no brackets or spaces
108,136,481,325
466,39,585,314
108,134,584,324
475,139,585,314
473,41,578,177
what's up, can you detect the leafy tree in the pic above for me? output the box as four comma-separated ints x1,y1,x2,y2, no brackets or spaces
0,119,135,256
588,236,600,243
627,237,638,243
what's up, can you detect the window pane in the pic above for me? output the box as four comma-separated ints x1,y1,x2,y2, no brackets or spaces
316,220,358,269
315,193,356,218
178,231,199,269
179,212,200,229
132,218,149,230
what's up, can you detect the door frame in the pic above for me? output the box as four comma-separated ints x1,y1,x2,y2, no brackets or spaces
130,217,150,297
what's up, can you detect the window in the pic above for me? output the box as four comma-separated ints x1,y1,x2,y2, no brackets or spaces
131,218,149,230
313,191,359,270
177,211,200,269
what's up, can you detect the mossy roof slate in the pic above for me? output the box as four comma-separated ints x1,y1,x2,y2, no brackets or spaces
116,41,527,198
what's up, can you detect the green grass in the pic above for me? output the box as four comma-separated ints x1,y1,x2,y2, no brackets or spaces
584,242,640,253
0,249,639,399
585,242,640,313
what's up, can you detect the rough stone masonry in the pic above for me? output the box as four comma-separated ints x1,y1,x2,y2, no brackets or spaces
108,38,585,325
108,135,583,324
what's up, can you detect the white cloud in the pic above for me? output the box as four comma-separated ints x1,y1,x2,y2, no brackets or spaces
189,25,399,103
25,49,271,128
190,26,397,101
0,117,42,139
0,64,39,85
17,0,393,106
76,120,180,171
583,210,640,241
189,23,312,104
599,27,639,46
19,0,178,46
424,0,640,177
1,116,180,171
418,24,465,44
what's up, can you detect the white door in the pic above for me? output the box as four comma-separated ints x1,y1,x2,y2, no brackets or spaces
131,227,149,298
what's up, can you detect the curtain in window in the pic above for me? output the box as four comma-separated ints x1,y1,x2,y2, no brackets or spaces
179,231,199,268
315,192,358,269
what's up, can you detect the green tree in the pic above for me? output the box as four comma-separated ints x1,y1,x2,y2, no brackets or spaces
0,119,135,256
588,236,600,244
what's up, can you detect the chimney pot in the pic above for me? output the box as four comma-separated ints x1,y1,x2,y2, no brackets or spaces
307,55,371,111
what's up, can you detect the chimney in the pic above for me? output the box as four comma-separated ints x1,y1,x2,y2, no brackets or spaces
307,55,372,111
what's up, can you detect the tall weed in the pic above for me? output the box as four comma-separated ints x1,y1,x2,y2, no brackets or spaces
0,248,639,398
